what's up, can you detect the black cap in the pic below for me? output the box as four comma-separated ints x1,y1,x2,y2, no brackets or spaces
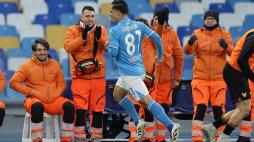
153,7,169,21
204,10,219,22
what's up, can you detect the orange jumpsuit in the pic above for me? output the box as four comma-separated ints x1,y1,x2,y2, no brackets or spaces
10,56,73,141
64,24,108,140
232,29,254,139
0,71,5,109
154,24,184,141
184,27,234,142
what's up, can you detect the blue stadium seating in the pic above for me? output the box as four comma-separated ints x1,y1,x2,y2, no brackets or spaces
243,14,254,30
34,14,60,28
182,55,193,80
177,26,198,45
60,13,80,27
5,70,25,99
229,26,246,43
0,25,18,37
20,37,37,52
0,2,19,17
209,3,234,13
226,0,252,8
48,48,59,61
46,0,74,18
155,2,180,13
0,48,6,72
61,58,70,78
62,77,73,100
126,0,153,18
190,14,204,28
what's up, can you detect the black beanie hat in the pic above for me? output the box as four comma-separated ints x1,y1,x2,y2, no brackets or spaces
204,10,219,22
154,7,169,21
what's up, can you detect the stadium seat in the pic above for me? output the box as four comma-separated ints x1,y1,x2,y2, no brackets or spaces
97,0,113,6
234,2,254,21
177,26,198,45
168,13,191,29
5,70,25,99
96,14,110,28
182,54,193,80
0,2,19,17
45,25,68,51
229,26,247,44
209,3,234,13
7,48,31,71
19,24,44,40
180,2,204,20
34,14,59,28
22,1,48,21
219,13,243,30
59,48,68,64
201,0,226,10
74,1,99,15
0,25,18,37
100,2,111,15
243,14,254,30
0,48,7,72
226,0,252,8
20,37,37,52
0,37,19,49
7,13,32,32
48,48,59,61
190,14,204,28
154,2,180,13
0,13,4,25
150,0,174,6
60,13,80,27
126,0,153,18
46,0,74,18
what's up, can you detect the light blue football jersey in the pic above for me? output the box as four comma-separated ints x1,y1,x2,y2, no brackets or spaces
108,18,163,76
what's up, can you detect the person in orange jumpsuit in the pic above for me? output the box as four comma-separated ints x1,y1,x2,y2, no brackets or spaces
202,28,254,141
0,70,6,127
184,10,234,142
152,7,184,142
128,17,158,142
64,6,108,141
10,39,75,142
237,65,254,142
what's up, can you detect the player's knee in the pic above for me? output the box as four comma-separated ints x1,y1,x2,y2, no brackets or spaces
31,102,44,123
62,102,75,123
161,103,170,114
194,104,207,121
75,109,86,126
0,108,5,126
91,111,103,128
212,106,223,120
144,109,154,122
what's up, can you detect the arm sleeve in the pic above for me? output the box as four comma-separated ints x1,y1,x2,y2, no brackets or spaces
0,71,5,93
108,29,119,57
237,32,254,82
9,64,33,96
54,63,66,98
64,27,84,53
142,23,163,59
172,31,184,81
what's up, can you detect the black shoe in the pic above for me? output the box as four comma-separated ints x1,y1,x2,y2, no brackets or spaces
236,136,251,142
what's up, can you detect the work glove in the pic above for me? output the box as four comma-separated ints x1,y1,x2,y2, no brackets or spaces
188,35,197,46
218,39,228,49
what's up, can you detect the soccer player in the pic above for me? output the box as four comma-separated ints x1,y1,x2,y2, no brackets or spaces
107,0,181,141
202,29,254,142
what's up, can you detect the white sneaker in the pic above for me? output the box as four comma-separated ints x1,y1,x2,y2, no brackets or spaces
136,120,146,142
202,123,217,142
217,133,230,142
170,123,181,142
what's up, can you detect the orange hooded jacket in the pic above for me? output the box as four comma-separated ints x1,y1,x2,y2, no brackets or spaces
0,71,5,93
155,25,184,83
64,25,108,79
184,27,234,80
10,56,66,103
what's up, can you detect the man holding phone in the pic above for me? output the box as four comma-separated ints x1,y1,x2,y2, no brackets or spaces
64,6,109,141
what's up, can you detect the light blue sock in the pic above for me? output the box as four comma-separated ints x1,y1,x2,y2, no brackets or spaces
148,100,173,132
119,96,140,125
